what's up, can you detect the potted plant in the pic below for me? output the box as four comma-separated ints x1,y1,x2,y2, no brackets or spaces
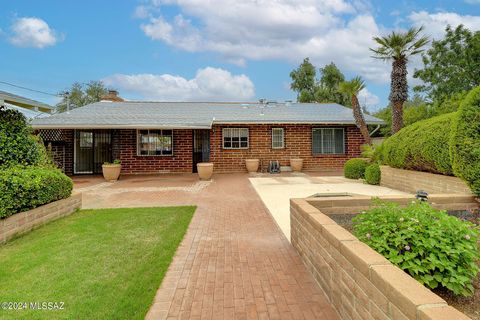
197,162,214,180
245,159,260,173
102,159,121,182
290,158,303,172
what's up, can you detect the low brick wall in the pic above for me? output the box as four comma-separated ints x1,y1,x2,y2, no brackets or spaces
0,194,82,244
380,166,473,195
290,198,471,320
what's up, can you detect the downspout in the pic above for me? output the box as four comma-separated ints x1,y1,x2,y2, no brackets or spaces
369,124,381,136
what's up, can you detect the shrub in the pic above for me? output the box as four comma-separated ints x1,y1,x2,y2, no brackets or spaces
365,164,381,185
0,166,73,218
353,201,480,296
450,86,480,196
380,112,456,175
344,158,369,179
0,106,51,168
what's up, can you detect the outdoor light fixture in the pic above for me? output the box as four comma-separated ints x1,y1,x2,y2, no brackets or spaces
415,190,428,202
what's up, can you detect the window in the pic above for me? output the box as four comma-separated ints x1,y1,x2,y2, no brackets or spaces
272,128,284,149
223,128,249,149
312,128,345,154
137,130,173,156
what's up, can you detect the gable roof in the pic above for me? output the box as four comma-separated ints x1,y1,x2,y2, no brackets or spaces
0,90,53,114
31,101,384,129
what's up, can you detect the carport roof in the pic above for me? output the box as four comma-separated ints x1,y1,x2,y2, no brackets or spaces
31,101,385,129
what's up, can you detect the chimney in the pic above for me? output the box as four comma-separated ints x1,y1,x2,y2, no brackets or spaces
101,90,124,102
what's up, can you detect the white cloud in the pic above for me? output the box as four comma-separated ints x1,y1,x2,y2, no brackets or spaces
137,0,389,82
409,11,480,40
102,67,255,101
465,0,480,4
9,17,61,48
358,88,380,110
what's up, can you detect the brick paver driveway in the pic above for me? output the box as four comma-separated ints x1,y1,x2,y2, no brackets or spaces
75,173,339,320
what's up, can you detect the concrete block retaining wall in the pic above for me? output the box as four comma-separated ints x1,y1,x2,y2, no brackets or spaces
290,198,471,320
380,166,473,195
0,193,82,244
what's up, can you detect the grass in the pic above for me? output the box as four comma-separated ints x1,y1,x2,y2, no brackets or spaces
0,206,195,320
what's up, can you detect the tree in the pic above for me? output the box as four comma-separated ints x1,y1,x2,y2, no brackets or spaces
370,27,429,134
57,81,109,112
414,25,480,103
338,76,371,144
314,63,350,106
289,58,316,102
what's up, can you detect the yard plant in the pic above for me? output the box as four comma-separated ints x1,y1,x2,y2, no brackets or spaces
364,163,381,185
353,201,480,296
0,206,195,320
344,158,369,179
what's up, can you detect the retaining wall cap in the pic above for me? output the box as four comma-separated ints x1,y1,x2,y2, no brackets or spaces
340,240,391,277
321,224,357,248
418,305,472,320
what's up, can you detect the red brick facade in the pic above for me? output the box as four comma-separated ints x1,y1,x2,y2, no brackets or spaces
45,124,364,175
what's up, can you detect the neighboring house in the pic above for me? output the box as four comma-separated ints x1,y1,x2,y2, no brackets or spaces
0,90,53,118
31,95,384,175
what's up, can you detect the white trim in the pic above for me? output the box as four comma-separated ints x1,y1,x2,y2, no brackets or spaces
271,128,285,149
222,128,249,149
136,129,174,157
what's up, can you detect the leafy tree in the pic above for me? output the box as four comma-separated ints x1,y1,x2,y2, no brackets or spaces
414,25,480,103
289,58,316,102
374,95,431,136
57,81,110,112
315,63,350,106
371,27,429,134
339,76,371,144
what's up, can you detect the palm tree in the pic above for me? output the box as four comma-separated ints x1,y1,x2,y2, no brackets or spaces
339,76,371,144
370,27,429,134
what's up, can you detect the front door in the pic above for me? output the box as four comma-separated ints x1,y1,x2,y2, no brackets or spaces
74,130,112,174
193,130,210,173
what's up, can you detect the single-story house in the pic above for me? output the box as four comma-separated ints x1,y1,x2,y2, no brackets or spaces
31,94,384,175
1,90,53,118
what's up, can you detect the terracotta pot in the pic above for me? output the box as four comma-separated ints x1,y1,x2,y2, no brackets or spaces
245,159,260,173
290,158,304,172
197,162,214,180
102,164,121,181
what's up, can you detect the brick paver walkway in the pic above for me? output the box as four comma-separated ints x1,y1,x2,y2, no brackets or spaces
77,174,338,320
145,174,339,320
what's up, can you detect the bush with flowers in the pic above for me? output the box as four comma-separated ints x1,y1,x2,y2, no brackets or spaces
352,200,480,296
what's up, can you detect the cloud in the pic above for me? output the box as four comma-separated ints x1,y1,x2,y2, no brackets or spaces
102,67,255,101
409,11,480,40
137,0,389,82
358,88,380,110
465,0,480,4
9,17,61,48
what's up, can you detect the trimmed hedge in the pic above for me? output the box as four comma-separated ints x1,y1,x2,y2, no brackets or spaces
0,166,73,218
344,158,369,179
365,163,381,185
450,87,480,196
0,106,50,168
378,112,456,175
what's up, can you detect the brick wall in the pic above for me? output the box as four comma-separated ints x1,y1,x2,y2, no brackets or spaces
381,166,473,195
115,129,193,174
0,194,82,244
290,198,470,320
43,124,364,175
210,124,364,173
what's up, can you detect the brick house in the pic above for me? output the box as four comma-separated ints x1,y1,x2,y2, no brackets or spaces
31,98,383,175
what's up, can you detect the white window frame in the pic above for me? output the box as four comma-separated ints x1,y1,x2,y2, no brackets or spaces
312,128,345,155
137,129,174,156
222,128,249,149
271,128,285,149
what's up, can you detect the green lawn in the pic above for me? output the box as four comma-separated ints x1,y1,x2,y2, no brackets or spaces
0,206,195,320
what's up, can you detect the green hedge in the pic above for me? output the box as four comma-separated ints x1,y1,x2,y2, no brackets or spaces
365,164,381,185
353,201,479,297
344,158,369,179
378,112,456,175
0,166,73,218
450,87,480,196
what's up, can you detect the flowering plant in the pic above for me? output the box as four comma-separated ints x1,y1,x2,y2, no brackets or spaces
352,200,480,296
